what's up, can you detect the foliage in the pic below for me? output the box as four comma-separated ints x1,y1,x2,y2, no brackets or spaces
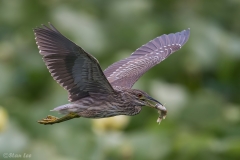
0,0,240,160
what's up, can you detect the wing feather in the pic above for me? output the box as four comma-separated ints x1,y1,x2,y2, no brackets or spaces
104,29,190,88
34,23,114,102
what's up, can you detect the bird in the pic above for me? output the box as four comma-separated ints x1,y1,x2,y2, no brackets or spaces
34,23,190,125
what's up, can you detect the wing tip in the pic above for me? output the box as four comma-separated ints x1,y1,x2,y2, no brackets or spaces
185,28,190,35
175,28,190,46
183,28,190,44
33,22,60,33
181,28,190,36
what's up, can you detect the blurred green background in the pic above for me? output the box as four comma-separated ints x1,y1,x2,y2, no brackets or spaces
0,0,240,160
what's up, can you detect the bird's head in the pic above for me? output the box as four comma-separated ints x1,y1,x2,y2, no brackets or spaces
130,89,166,111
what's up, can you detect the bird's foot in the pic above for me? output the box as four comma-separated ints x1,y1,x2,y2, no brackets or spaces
38,113,80,125
38,115,60,125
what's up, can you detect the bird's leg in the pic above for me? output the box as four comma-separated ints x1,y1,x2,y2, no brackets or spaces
38,112,80,125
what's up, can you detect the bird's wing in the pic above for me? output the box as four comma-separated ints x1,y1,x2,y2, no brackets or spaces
34,23,114,102
104,29,190,88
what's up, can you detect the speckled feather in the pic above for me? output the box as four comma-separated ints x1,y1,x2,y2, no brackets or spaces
104,29,190,88
52,88,144,118
34,23,190,102
34,23,190,122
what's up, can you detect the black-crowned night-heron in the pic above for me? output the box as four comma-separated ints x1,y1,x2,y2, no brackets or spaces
34,23,190,125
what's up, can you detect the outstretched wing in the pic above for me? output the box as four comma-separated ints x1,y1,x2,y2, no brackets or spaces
34,23,114,102
104,29,190,88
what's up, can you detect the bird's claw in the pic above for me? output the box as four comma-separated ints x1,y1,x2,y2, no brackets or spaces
38,113,80,125
38,115,59,125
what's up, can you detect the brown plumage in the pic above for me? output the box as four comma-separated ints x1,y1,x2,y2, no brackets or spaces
34,23,190,125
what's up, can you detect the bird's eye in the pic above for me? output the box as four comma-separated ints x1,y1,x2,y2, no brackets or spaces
137,93,142,98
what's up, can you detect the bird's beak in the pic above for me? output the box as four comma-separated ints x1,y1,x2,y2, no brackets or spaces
146,96,166,111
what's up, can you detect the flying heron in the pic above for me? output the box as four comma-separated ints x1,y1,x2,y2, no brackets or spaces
34,23,190,125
